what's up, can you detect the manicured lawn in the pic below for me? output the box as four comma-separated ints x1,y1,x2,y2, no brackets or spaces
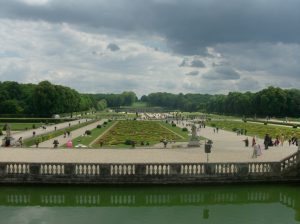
95,120,188,147
207,120,300,139
125,102,148,108
159,121,189,140
69,121,115,147
23,120,96,147
0,123,43,131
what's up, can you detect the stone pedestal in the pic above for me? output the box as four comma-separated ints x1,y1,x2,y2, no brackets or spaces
188,140,200,147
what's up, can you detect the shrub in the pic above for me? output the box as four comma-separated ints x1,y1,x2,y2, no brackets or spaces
32,124,36,129
85,130,92,135
97,125,102,128
232,128,238,132
103,121,108,125
182,127,188,132
293,125,298,129
172,123,176,127
211,123,216,127
124,139,132,145
108,119,112,122
264,122,268,125
0,130,3,136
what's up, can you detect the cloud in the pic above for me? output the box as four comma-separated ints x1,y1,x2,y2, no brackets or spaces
1,0,300,55
179,59,205,68
190,59,205,68
0,1,299,95
179,59,187,67
202,66,240,80
185,71,199,76
107,43,120,51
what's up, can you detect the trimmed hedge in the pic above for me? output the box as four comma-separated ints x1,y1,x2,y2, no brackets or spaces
0,118,75,123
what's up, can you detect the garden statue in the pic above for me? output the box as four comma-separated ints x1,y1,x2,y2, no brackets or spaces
2,124,16,147
188,124,200,147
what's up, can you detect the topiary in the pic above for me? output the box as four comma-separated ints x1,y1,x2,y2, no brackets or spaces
293,125,298,129
172,123,176,127
85,130,92,135
97,125,102,128
182,127,188,132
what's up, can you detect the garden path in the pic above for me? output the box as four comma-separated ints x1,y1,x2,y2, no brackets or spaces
35,119,106,148
11,119,91,141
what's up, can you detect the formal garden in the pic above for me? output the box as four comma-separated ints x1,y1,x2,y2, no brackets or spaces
93,120,189,147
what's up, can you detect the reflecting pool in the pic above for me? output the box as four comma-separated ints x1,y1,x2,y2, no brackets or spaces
0,184,299,224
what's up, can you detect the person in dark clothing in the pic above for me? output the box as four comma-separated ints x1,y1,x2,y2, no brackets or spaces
264,134,270,149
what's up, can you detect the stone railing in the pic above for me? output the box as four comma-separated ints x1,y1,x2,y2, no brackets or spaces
0,159,289,185
280,151,300,172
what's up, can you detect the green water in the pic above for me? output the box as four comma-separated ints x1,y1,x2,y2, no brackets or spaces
0,184,299,224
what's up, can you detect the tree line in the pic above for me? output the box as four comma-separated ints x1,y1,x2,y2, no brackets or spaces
1,81,299,118
141,87,300,117
0,81,96,117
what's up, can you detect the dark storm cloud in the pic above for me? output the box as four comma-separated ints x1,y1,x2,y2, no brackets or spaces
186,71,199,76
1,0,300,55
202,66,240,80
107,43,120,51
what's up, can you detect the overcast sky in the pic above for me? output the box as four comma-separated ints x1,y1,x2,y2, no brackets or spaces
0,0,299,96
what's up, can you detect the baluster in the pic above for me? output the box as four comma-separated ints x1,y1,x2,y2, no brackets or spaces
123,165,127,175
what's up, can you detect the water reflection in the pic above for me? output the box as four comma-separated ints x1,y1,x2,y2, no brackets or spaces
0,185,299,224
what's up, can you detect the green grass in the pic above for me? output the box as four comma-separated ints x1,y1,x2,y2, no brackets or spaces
66,121,115,147
159,121,189,140
23,120,96,147
124,102,148,108
0,123,43,131
207,120,300,139
94,120,188,147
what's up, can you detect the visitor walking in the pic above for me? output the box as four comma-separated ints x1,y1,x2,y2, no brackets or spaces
252,137,256,147
264,134,270,150
243,137,249,147
53,139,59,148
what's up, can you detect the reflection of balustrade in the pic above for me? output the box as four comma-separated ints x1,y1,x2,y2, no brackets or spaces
76,195,101,205
1,190,298,209
111,195,135,205
247,192,270,201
41,195,65,204
280,193,295,208
7,194,30,204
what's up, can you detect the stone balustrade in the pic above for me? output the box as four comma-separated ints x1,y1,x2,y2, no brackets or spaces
0,152,300,184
